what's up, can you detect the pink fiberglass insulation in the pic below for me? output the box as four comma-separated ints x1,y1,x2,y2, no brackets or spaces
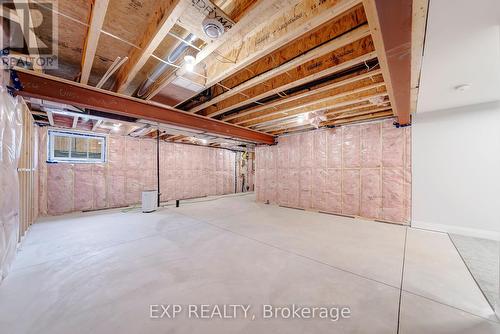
108,135,124,169
342,125,361,168
92,164,107,209
300,132,314,168
277,169,288,206
313,130,327,168
361,123,382,168
342,169,360,216
382,168,405,222
265,167,277,204
325,168,342,213
299,168,312,209
327,128,342,168
47,163,74,215
107,170,126,208
312,167,327,211
288,169,300,208
289,134,300,167
404,127,412,222
73,164,93,211
382,120,405,167
360,168,382,219
278,136,289,168
125,169,142,205
255,118,411,224
125,137,141,170
40,130,238,216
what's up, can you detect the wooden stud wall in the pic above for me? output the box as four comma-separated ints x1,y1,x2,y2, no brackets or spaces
17,105,38,241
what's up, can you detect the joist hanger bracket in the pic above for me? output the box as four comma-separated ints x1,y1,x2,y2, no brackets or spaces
393,121,411,128
8,69,23,94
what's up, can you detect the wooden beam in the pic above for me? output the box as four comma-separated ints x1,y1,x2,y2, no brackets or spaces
222,68,382,123
362,0,412,124
12,68,275,144
188,24,371,115
92,119,102,131
72,115,78,128
411,0,429,115
96,56,128,89
46,110,54,126
12,1,42,72
115,0,187,94
80,0,110,84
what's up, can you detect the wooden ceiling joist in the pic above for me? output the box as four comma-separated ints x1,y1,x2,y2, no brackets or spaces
203,0,363,90
269,110,393,135
187,24,371,115
237,82,387,127
262,106,392,133
92,119,102,131
200,37,376,117
255,104,389,132
230,72,384,125
145,0,293,101
12,68,275,144
46,110,54,126
222,68,382,123
201,48,377,119
72,115,78,128
362,0,412,125
114,0,188,94
80,0,110,84
240,89,388,128
165,0,364,107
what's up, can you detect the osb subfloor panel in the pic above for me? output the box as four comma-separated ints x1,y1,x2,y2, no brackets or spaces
0,194,498,333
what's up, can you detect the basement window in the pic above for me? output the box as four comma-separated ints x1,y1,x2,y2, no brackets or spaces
48,130,106,163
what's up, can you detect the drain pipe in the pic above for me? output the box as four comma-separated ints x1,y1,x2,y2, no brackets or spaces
136,33,196,98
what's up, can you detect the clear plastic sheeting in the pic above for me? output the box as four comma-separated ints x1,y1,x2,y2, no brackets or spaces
256,119,412,224
0,90,23,280
39,129,237,216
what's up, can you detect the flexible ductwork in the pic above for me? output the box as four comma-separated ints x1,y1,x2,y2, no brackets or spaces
136,33,196,98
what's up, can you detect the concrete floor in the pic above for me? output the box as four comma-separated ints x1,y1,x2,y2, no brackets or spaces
450,234,499,310
0,193,498,333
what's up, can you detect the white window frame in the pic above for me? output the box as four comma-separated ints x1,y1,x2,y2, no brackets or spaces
48,130,107,163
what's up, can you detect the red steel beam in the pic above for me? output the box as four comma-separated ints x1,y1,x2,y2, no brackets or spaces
12,68,275,144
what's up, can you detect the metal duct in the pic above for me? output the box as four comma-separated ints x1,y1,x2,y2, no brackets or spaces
136,33,196,98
